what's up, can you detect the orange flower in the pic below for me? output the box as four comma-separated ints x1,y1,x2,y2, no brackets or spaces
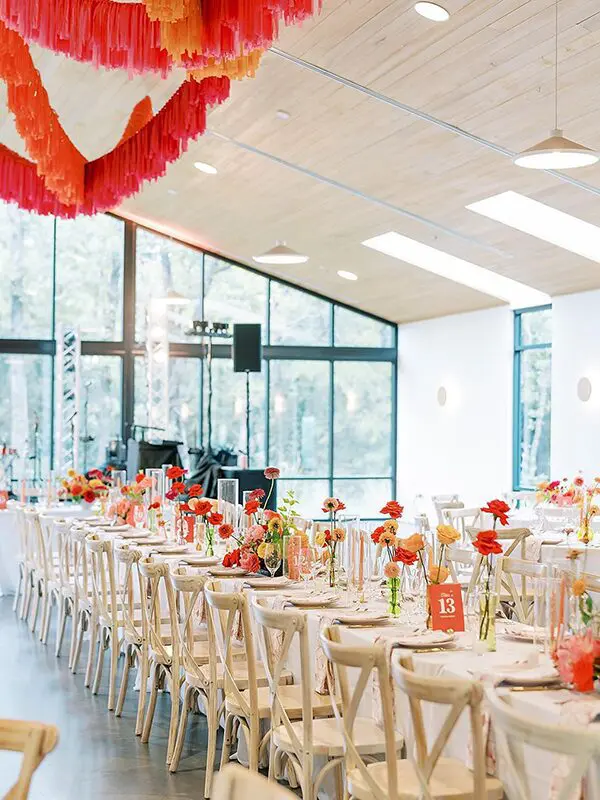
383,518,399,533
394,547,417,565
572,578,587,597
244,499,261,516
380,500,404,519
400,533,425,553
480,499,510,526
331,527,346,543
384,561,400,579
436,524,461,546
473,530,503,556
428,564,450,584
187,484,203,498
189,498,212,516
167,466,187,480
371,525,385,544
379,530,396,547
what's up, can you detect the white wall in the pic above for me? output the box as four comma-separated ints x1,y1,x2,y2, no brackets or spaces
551,289,600,478
397,306,513,512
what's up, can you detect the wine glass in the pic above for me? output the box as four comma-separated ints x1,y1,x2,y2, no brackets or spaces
298,547,314,589
264,542,282,579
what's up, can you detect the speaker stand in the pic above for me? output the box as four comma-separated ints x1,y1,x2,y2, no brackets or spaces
245,369,251,468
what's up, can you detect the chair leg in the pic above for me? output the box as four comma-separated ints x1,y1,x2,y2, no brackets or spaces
71,612,85,674
115,645,131,717
166,673,180,765
55,596,68,657
169,684,193,773
220,713,234,771
84,616,97,688
29,582,40,633
107,632,120,711
68,608,80,671
20,572,31,620
248,721,259,773
141,663,159,744
92,630,106,696
12,567,23,612
39,591,51,643
203,690,219,799
135,649,149,736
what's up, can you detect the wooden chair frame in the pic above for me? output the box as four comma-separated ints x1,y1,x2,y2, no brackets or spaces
213,763,298,800
495,557,547,624
68,525,95,680
0,719,58,800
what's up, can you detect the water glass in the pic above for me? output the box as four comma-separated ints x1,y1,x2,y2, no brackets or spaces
265,541,282,578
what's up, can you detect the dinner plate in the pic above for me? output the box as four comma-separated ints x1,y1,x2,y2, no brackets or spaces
129,537,166,545
152,545,190,555
243,576,292,590
495,663,560,686
332,611,390,626
393,630,455,648
286,593,337,608
180,556,220,567
502,623,545,643
208,567,249,578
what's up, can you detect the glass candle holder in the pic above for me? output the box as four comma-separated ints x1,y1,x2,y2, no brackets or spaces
218,478,240,529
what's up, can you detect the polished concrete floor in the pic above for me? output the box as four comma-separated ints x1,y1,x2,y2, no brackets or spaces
0,596,217,798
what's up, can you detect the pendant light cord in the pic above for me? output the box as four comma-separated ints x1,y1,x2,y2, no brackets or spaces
554,0,559,130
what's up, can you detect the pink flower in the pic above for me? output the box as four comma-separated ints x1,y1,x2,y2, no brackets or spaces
264,467,280,481
244,525,265,545
240,550,261,573
383,561,400,579
248,488,265,502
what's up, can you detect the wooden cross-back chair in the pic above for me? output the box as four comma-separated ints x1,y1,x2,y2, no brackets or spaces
391,655,503,800
18,509,38,623
85,533,123,711
443,507,482,546
213,764,298,800
68,525,95,680
488,687,600,800
442,545,478,601
432,495,463,526
31,514,62,644
251,599,341,800
0,719,58,800
464,527,533,596
319,626,403,800
52,519,77,660
13,505,29,616
136,558,181,766
495,557,547,624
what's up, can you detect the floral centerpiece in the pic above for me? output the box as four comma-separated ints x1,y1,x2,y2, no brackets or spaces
536,477,579,507
371,501,405,615
59,468,109,504
315,496,347,588
555,630,600,692
472,499,507,651
116,473,153,526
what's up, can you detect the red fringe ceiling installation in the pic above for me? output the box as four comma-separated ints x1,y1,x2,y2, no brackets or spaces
117,96,155,146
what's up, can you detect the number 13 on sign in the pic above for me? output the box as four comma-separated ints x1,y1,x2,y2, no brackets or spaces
428,583,465,632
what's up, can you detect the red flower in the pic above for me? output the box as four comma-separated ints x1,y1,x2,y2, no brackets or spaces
87,468,103,480
380,501,404,519
473,530,503,556
167,466,187,480
248,488,265,502
480,499,510,527
324,529,332,543
240,550,260,573
135,473,145,484
71,483,83,496
574,476,585,487
189,498,212,516
548,480,561,491
179,503,191,513
393,547,418,565
244,499,261,516
187,484,204,498
149,501,160,510
218,524,234,540
171,481,185,495
82,489,96,504
120,486,129,496
264,467,280,481
207,512,223,526
371,525,385,544
223,549,241,568
165,488,178,501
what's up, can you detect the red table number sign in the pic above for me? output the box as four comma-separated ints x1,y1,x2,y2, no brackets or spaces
428,583,465,632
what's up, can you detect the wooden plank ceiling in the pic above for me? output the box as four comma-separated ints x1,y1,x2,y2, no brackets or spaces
5,0,600,322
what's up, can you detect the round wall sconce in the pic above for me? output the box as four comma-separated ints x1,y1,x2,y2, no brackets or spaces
437,386,447,407
577,377,592,403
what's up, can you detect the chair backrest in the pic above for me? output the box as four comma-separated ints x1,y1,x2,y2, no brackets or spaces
320,625,398,800
53,520,73,593
502,490,536,510
113,544,144,644
432,496,463,526
85,534,117,629
496,557,547,623
392,655,487,800
137,558,175,665
443,507,481,541
487,687,600,800
203,584,258,720
251,599,314,770
168,567,209,681
0,718,58,799
69,526,92,608
34,514,56,583
442,545,478,599
213,763,297,800
21,510,38,568
14,506,29,560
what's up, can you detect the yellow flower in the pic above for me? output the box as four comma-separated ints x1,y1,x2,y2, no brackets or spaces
436,524,461,546
67,469,76,478
257,542,267,559
268,517,283,535
383,519,398,532
428,565,450,584
89,478,104,489
315,531,327,547
572,578,587,597
331,527,346,543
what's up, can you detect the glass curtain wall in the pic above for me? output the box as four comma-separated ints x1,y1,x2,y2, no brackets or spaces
0,201,397,518
513,305,552,490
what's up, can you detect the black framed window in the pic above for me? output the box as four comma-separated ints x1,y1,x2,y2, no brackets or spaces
0,201,397,518
513,306,552,490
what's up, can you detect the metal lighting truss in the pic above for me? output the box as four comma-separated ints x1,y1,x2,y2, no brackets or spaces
146,299,169,436
54,325,81,474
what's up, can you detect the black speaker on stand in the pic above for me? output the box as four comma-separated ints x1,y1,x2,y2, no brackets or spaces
232,324,262,468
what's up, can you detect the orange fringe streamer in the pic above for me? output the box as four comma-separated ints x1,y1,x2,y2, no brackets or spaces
117,96,154,146
142,0,188,23
0,19,85,206
188,49,263,80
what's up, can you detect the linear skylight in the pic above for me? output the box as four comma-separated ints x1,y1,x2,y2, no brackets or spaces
467,191,600,263
362,231,549,308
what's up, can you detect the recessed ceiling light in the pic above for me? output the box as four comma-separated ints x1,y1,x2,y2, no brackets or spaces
253,241,308,265
276,109,291,120
362,231,549,308
337,270,358,281
414,2,450,21
467,190,600,263
193,161,218,175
